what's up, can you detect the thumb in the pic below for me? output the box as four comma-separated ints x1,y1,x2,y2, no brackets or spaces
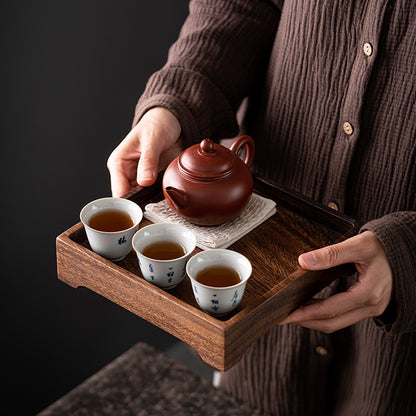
136,137,164,186
298,235,363,270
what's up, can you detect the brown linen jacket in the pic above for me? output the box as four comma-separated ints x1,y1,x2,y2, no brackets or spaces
133,1,416,415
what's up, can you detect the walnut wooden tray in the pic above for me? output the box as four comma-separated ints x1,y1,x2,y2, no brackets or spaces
56,176,359,371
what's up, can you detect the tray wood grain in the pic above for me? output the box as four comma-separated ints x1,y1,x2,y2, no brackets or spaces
56,175,359,371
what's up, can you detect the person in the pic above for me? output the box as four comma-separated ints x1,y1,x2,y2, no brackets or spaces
107,1,416,415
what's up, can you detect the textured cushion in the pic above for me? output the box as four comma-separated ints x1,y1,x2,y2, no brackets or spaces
38,342,268,416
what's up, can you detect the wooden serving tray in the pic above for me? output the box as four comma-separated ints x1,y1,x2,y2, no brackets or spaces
56,176,359,371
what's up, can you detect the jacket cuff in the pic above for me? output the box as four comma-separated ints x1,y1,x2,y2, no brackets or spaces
361,212,416,334
133,67,239,148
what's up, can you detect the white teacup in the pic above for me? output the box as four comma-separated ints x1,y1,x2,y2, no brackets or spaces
186,249,252,316
133,223,196,290
80,197,143,261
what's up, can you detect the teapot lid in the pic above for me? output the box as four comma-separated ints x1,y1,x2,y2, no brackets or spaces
178,139,235,179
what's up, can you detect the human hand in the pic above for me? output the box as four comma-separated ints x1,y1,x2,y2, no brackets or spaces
280,231,393,333
107,107,183,197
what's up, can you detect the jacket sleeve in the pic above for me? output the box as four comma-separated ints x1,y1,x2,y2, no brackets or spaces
132,0,281,147
361,211,416,334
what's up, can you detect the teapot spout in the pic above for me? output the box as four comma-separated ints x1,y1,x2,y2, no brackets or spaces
164,186,189,211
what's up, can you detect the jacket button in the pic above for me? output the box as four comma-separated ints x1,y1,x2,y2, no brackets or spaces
327,201,339,211
363,42,373,56
315,346,328,356
343,121,354,135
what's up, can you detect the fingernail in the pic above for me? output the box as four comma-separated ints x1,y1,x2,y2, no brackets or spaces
300,252,318,267
280,317,298,325
139,170,154,181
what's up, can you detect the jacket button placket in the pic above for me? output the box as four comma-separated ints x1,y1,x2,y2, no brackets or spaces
322,1,389,212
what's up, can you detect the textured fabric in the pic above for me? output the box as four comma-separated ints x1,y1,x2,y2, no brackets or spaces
144,193,276,249
133,1,416,415
37,342,269,416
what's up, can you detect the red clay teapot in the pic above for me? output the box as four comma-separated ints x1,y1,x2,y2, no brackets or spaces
162,135,255,226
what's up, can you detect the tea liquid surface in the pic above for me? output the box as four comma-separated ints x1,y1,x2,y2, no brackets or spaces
88,209,134,232
196,266,241,287
142,241,186,260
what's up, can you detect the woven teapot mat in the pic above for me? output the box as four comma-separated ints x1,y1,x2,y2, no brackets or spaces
144,193,277,250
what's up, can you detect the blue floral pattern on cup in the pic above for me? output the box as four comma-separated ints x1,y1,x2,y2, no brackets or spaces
231,290,239,306
118,236,127,245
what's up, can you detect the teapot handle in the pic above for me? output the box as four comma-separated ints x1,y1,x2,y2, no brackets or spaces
229,135,255,168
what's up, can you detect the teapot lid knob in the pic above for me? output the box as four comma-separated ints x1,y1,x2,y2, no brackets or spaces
199,139,215,154
178,138,235,179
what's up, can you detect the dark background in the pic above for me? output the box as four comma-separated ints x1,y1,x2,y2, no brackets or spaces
2,1,190,414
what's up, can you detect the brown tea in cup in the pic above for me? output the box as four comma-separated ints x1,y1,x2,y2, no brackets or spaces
195,266,241,287
142,241,186,260
88,209,134,232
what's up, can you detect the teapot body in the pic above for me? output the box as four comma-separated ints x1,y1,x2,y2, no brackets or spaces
162,136,255,226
